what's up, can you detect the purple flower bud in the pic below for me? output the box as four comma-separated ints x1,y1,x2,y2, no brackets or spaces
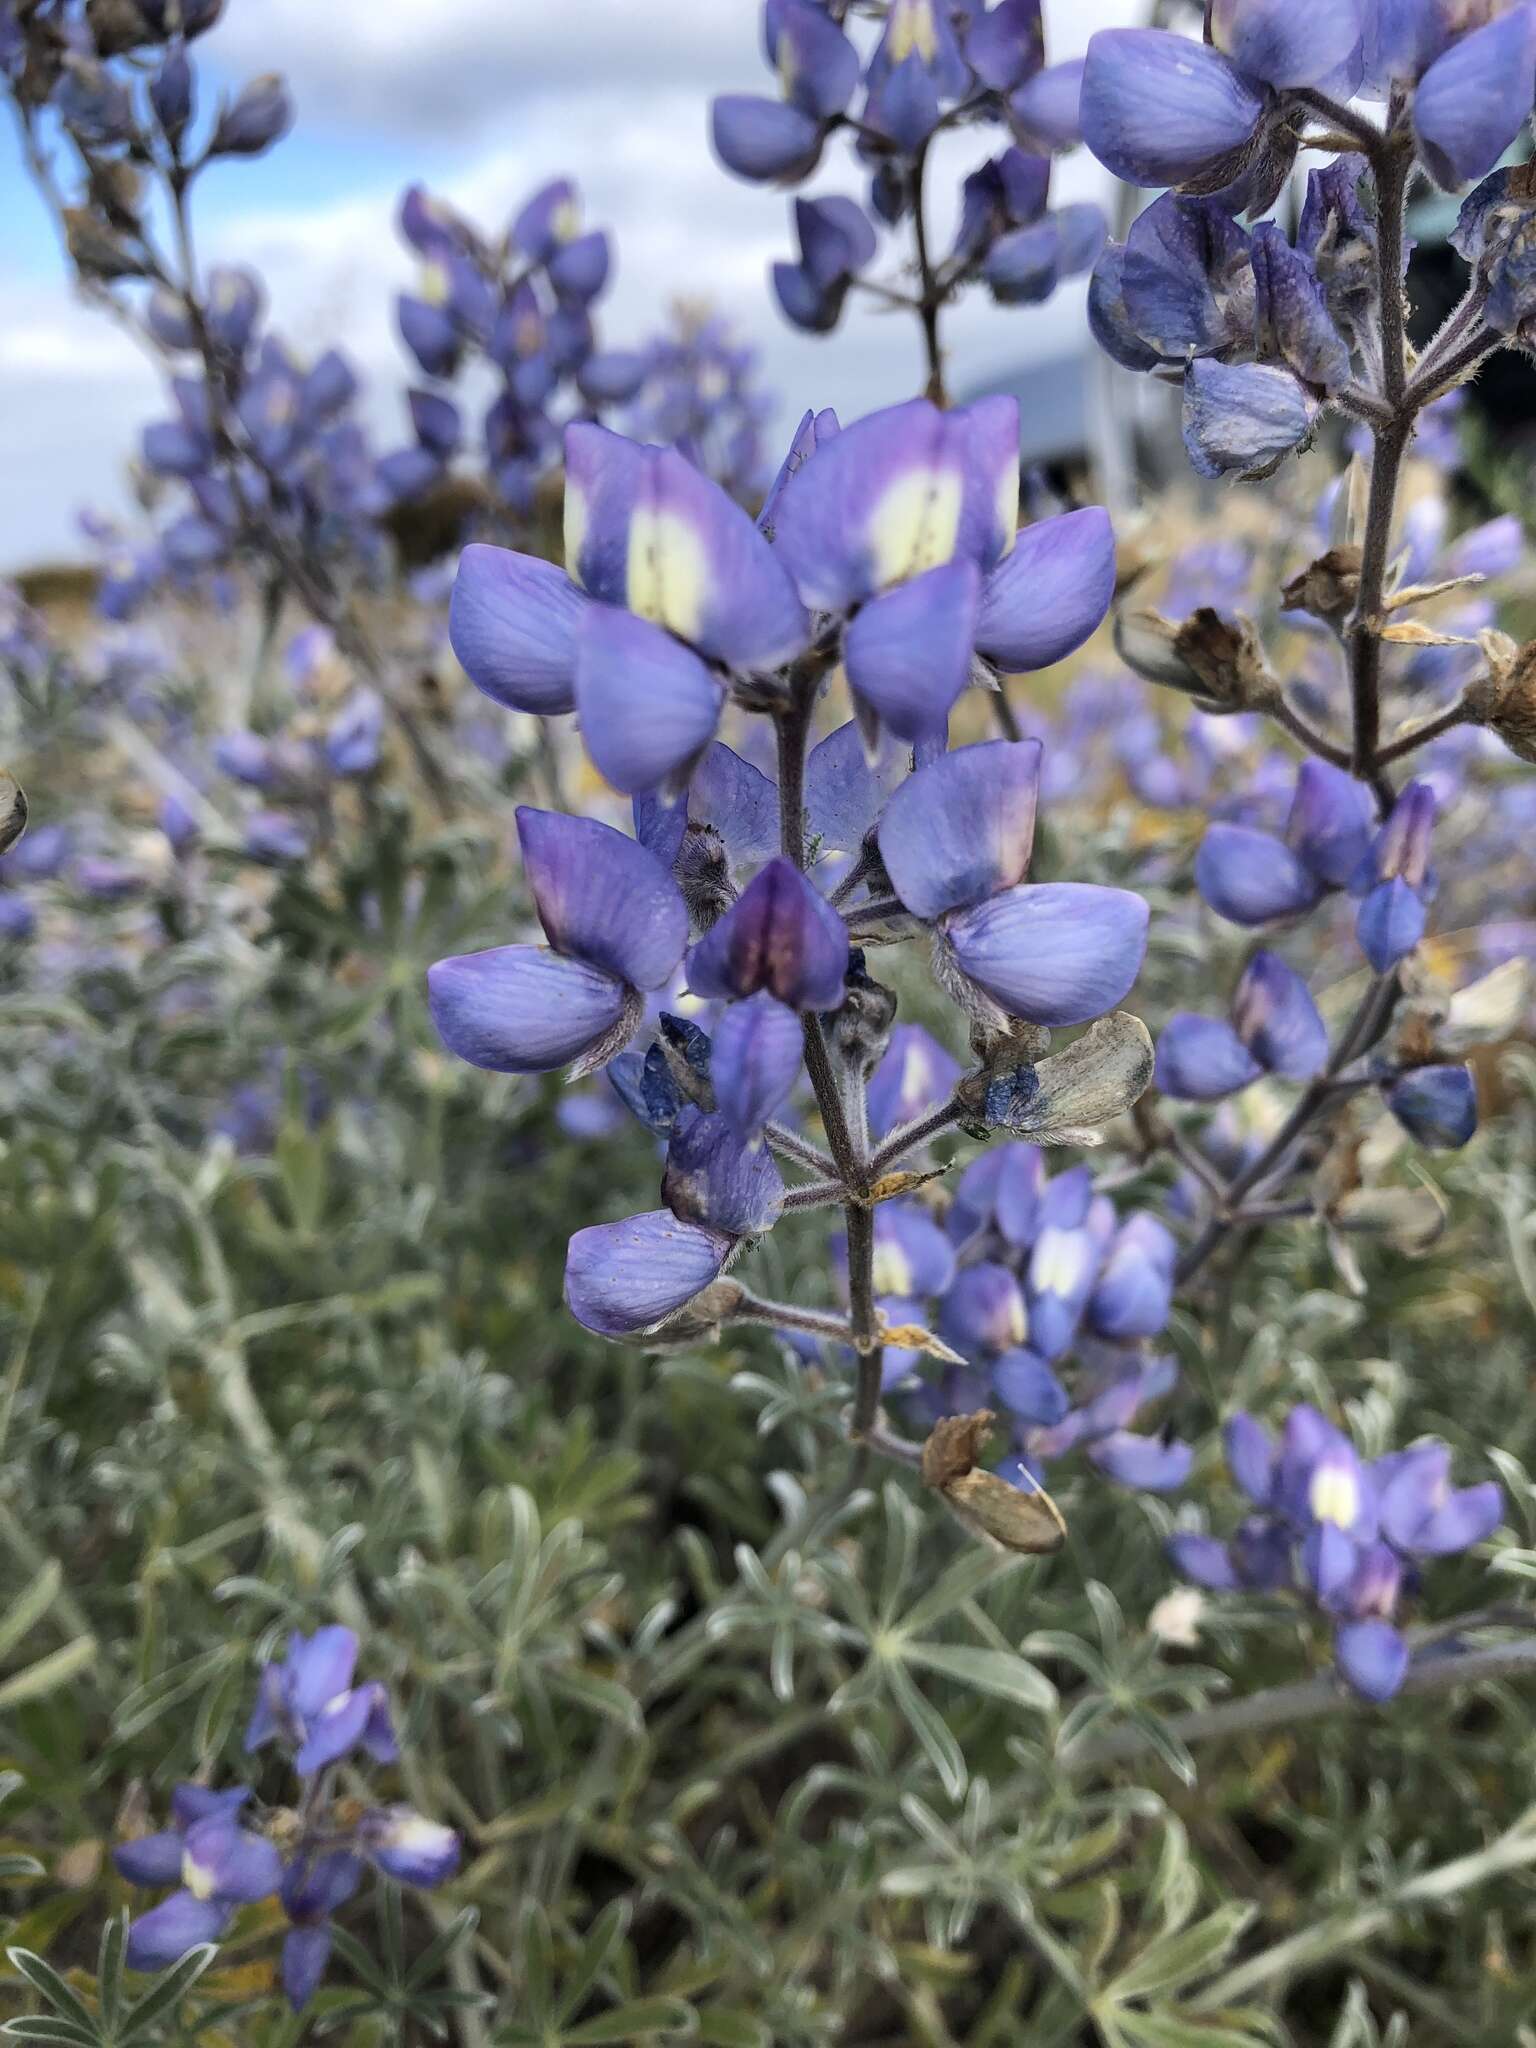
577,350,648,405
565,1209,736,1336
1386,1063,1478,1148
150,49,194,140
398,291,460,379
1082,30,1267,191
245,812,309,866
325,688,384,778
548,229,611,305
205,267,263,354
211,73,293,157
686,857,848,1010
1196,824,1325,924
1231,950,1329,1079
359,1807,461,1888
1225,1412,1278,1504
1334,1616,1409,1700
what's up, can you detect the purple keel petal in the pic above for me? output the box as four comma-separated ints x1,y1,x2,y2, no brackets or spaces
1082,29,1266,189
1232,950,1328,1079
1356,876,1425,972
428,947,627,1074
878,739,1042,921
1155,1013,1262,1100
685,857,848,1009
1168,1532,1240,1590
1286,759,1374,889
944,881,1149,1027
1335,1617,1409,1701
283,1625,359,1720
992,1349,1070,1425
127,1892,228,1972
282,1925,332,2011
564,1209,733,1336
517,808,688,990
844,560,980,742
976,507,1116,673
1089,1431,1194,1492
711,992,805,1140
1195,824,1324,925
711,94,824,182
1387,1064,1477,1150
574,607,721,799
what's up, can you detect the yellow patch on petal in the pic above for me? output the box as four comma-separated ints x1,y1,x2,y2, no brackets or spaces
869,467,962,587
1030,1226,1081,1300
418,260,450,307
626,505,707,644
872,1239,914,1297
1310,1463,1359,1529
552,196,582,243
889,0,938,64
183,1849,218,1900
994,456,1020,562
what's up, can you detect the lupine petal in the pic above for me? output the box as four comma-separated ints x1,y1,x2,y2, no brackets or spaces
992,1348,1070,1424
1210,0,1363,90
1232,950,1329,1079
1413,9,1536,190
1286,759,1374,888
996,1143,1045,1247
1183,359,1319,480
1195,825,1325,924
711,993,804,1140
878,739,1041,921
361,1808,462,1888
1154,1012,1263,1100
574,607,722,797
1081,29,1267,189
685,858,848,1009
939,1262,1029,1355
663,1108,785,1236
427,947,626,1074
1168,1531,1240,1589
517,808,688,990
285,1626,358,1719
944,882,1149,1027
689,744,781,868
1090,1432,1194,1491
844,560,981,741
872,1203,957,1298
127,1893,228,1971
1009,57,1086,151
184,1818,284,1903
564,1209,734,1336
115,1832,186,1886
294,1685,378,1776
805,720,908,854
1226,1413,1277,1504
975,506,1116,673
1411,1481,1503,1555
710,94,824,182
1335,1617,1409,1701
282,1926,332,2011
639,448,810,669
1356,876,1425,971
867,1025,962,1139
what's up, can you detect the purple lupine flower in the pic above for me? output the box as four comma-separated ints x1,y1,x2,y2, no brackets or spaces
428,809,688,1080
325,688,385,778
1195,759,1374,925
451,422,806,794
1386,1062,1478,1148
876,740,1149,1030
1000,1348,1191,1492
771,396,1115,739
1411,6,1536,189
245,1625,398,1776
1088,1213,1178,1341
1171,1405,1502,1700
244,812,310,866
565,1108,782,1337
279,1852,363,2011
1354,780,1436,972
119,1793,285,1970
773,197,878,332
1157,948,1327,1101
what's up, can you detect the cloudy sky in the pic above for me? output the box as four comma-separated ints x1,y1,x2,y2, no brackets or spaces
1,0,1133,570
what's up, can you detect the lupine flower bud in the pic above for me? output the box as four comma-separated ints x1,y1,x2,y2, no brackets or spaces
1386,1062,1478,1148
210,72,293,157
149,47,193,141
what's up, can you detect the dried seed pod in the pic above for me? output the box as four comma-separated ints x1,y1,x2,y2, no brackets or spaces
1282,546,1360,626
0,772,28,857
920,1410,1066,1555
1465,639,1536,764
1114,606,1275,715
